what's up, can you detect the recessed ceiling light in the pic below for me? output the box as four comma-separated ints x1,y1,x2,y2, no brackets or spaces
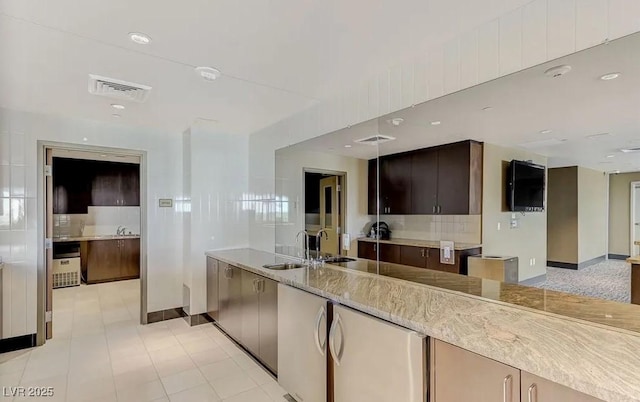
195,66,221,81
82,137,88,142
613,170,621,174
344,145,352,148
112,113,121,118
540,129,552,134
600,72,621,81
606,154,615,158
482,106,493,111
129,32,151,45
100,154,107,157
111,104,125,110
621,147,640,153
586,132,612,140
430,121,441,126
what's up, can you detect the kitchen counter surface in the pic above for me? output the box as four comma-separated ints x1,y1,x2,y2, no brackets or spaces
207,248,640,402
53,235,140,242
628,256,640,264
357,236,481,250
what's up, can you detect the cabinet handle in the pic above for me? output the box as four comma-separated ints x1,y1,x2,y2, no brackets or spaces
314,305,326,356
527,383,537,402
328,312,343,366
373,244,377,252
225,267,233,279
438,205,441,214
432,205,436,214
252,279,258,293
503,375,513,402
259,279,264,293
421,249,425,258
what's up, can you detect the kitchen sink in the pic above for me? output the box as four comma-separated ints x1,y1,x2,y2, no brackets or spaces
324,256,356,263
262,262,306,270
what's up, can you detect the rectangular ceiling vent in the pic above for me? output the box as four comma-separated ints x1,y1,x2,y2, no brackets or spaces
88,74,152,103
621,147,640,153
354,135,396,145
517,138,567,149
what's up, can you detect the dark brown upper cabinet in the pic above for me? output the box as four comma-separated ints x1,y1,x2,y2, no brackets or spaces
53,158,91,214
90,160,140,207
368,140,482,215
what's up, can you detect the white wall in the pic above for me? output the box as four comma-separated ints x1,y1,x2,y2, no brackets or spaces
0,107,183,338
182,124,249,315
274,149,369,257
248,0,640,253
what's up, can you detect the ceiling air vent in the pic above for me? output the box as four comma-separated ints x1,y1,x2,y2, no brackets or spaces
88,74,152,103
354,135,396,145
621,147,640,153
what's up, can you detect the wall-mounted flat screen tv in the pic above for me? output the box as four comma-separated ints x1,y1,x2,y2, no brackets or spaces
507,160,545,212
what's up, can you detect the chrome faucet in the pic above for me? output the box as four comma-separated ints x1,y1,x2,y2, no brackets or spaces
296,230,309,262
315,228,329,262
116,225,126,236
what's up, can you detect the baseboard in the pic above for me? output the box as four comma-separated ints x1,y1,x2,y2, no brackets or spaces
519,274,547,286
547,261,578,270
182,313,213,327
608,254,630,260
577,255,606,269
146,307,186,324
0,334,37,353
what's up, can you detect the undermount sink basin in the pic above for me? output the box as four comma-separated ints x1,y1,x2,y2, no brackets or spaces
262,262,306,270
324,256,356,263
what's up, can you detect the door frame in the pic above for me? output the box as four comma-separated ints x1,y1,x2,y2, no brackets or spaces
302,168,347,255
631,181,640,257
36,141,148,346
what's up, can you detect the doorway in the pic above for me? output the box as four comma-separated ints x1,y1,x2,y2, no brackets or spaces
631,181,640,257
303,170,346,257
38,143,147,344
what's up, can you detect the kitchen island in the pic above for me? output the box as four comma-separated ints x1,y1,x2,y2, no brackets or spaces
207,248,640,402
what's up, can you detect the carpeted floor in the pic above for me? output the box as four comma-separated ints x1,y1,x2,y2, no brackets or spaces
533,260,631,303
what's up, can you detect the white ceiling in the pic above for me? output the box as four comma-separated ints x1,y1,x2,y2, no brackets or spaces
289,32,640,173
0,0,533,134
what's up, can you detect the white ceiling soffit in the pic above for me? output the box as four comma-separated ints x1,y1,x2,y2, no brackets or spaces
0,0,534,134
288,32,640,173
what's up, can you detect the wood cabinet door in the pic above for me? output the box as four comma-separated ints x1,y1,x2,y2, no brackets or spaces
258,277,278,373
53,158,91,214
436,142,471,214
86,240,120,283
521,372,603,402
432,339,520,402
357,241,377,260
411,148,439,214
399,246,428,268
379,155,412,214
241,269,261,356
379,244,401,264
120,239,140,279
368,159,378,215
91,161,121,206
120,163,140,206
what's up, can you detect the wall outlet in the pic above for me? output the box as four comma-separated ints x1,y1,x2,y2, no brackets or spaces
529,258,536,266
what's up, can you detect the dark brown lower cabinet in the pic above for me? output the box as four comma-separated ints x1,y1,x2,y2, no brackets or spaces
86,239,140,284
400,246,428,268
431,339,602,402
358,241,377,260
215,260,278,374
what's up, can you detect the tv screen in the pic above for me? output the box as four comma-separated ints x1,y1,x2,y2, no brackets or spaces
508,160,545,212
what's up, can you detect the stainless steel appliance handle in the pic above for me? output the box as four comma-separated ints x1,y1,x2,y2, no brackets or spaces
527,383,537,402
314,305,326,356
328,312,343,366
503,375,513,402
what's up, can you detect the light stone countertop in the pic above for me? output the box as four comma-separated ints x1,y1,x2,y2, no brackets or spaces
627,256,640,264
53,235,140,242
206,248,640,402
357,236,481,250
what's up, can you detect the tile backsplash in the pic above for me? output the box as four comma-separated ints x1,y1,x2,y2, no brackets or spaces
372,214,482,244
54,206,141,238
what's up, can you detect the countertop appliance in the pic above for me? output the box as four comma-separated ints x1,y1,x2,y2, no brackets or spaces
365,221,391,240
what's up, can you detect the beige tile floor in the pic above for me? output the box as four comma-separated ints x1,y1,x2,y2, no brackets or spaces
0,279,288,402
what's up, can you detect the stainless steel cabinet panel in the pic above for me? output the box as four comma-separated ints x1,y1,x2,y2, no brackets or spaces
521,372,603,402
241,269,260,356
206,258,219,321
431,339,520,402
218,262,242,341
259,277,278,373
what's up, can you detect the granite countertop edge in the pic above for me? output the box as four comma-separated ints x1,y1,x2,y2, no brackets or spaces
53,235,141,242
357,237,482,250
206,248,640,402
